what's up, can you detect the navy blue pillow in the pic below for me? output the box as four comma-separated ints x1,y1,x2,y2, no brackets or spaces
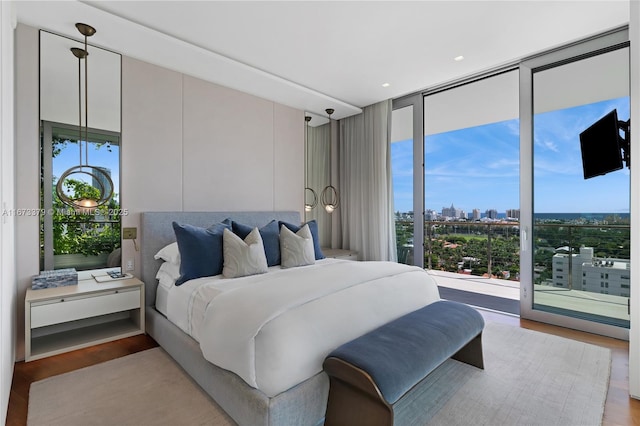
232,220,281,267
278,219,325,260
172,220,231,285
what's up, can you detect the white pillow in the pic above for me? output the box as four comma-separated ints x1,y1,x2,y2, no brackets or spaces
157,261,181,280
280,224,315,268
156,271,176,290
222,228,268,278
155,262,181,289
154,242,180,265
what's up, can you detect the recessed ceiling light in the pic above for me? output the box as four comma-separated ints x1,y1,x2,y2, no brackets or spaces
454,55,465,62
382,83,390,87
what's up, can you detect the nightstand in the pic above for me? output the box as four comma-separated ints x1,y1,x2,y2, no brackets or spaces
25,277,145,361
323,248,359,261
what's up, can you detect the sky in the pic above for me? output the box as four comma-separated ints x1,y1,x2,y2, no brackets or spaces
53,140,120,201
391,96,630,215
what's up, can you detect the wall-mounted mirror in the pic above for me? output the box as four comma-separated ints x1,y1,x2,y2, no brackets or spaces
39,30,122,271
304,113,332,248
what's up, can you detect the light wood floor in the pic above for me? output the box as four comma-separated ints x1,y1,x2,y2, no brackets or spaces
7,314,640,426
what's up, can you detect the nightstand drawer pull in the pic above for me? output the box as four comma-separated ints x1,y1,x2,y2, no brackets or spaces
31,288,140,328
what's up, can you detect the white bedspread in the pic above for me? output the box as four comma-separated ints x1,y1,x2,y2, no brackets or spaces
180,259,440,397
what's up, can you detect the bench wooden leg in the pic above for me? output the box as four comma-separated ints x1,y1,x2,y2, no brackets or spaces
325,377,393,426
452,332,484,369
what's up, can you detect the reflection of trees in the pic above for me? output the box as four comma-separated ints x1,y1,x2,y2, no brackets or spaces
52,178,121,256
43,136,121,258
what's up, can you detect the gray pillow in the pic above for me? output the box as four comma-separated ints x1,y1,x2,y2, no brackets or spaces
222,228,268,278
280,224,316,268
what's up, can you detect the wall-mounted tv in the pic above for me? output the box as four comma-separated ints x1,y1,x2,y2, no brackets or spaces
579,109,624,179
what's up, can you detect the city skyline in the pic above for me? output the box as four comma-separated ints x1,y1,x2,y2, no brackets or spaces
391,96,630,214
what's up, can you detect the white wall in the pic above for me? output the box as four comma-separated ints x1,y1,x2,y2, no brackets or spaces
14,28,304,360
629,0,640,399
14,24,39,362
0,2,17,424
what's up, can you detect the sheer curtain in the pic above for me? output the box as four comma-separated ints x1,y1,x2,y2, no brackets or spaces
306,123,331,248
339,99,397,261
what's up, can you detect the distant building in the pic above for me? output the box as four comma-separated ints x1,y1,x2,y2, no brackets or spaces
551,246,630,297
92,166,111,198
506,209,520,219
472,209,481,220
395,211,413,220
581,258,630,297
485,209,498,219
552,247,593,290
442,204,465,219
425,209,438,220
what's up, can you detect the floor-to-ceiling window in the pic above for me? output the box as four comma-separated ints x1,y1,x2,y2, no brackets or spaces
390,28,631,332
520,28,630,338
531,47,630,329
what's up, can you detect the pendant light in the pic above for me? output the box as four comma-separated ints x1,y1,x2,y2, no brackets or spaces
304,115,318,212
321,108,339,214
55,23,114,214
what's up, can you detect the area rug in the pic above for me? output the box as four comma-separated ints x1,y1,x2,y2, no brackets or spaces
27,321,611,426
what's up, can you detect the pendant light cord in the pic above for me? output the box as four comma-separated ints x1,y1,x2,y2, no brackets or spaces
84,32,89,167
77,53,82,168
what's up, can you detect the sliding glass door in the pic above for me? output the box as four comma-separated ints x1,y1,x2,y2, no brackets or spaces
531,48,630,328
421,71,521,312
521,28,630,338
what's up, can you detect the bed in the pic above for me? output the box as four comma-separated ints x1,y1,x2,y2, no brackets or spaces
141,211,441,426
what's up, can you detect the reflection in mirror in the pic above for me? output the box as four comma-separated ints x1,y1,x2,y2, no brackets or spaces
40,30,122,271
305,114,332,248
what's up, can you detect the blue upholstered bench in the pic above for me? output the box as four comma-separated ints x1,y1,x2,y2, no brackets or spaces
323,300,485,426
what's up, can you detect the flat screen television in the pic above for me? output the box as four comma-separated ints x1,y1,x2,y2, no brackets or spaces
579,109,623,179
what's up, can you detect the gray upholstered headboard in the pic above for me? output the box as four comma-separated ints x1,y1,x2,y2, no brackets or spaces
140,211,301,307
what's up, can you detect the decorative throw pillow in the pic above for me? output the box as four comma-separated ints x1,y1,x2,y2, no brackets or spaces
222,228,269,278
232,220,280,266
172,220,231,285
154,242,181,265
279,224,316,268
278,219,325,260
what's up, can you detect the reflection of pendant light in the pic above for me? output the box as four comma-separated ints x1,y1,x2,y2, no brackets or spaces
304,116,317,212
321,108,339,214
55,23,113,214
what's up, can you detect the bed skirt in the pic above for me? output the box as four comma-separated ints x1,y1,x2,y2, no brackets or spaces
146,307,329,426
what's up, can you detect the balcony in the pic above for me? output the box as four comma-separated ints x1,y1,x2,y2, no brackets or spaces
396,218,631,327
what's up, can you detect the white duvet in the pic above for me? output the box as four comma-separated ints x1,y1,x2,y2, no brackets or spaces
165,259,440,397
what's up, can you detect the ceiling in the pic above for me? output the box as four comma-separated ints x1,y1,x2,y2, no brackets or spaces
15,1,630,123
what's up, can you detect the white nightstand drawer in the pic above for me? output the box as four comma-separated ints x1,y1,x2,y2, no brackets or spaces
31,288,140,329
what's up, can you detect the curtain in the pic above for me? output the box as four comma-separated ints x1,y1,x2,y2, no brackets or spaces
339,99,397,261
305,123,331,248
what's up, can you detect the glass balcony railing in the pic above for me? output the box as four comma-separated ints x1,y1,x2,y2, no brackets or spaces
532,221,629,327
424,221,521,280
395,218,630,327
